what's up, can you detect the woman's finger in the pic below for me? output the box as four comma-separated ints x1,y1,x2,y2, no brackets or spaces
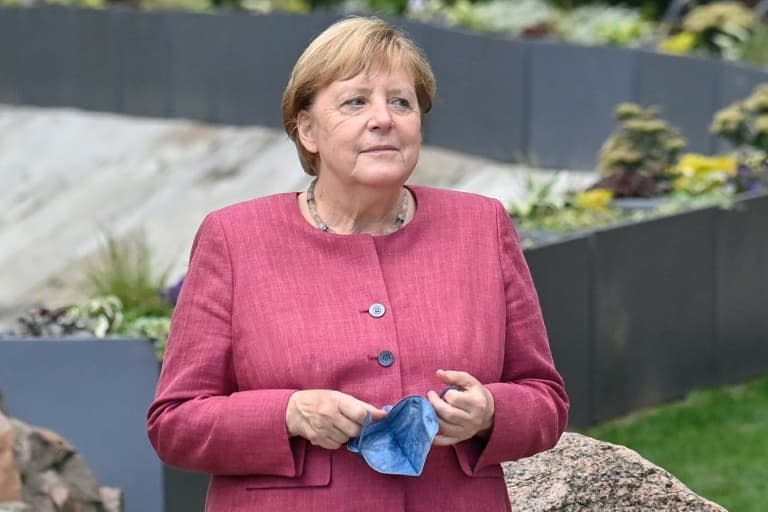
443,388,486,414
428,390,472,424
432,434,460,447
338,395,387,425
435,369,480,389
333,414,364,439
436,417,465,437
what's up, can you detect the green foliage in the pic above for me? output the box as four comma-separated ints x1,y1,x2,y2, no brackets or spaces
65,294,171,360
739,25,768,68
556,4,652,47
585,374,768,511
67,296,124,337
1,0,105,6
450,0,557,37
121,316,172,360
660,1,763,63
596,103,686,197
408,0,651,45
84,230,172,318
711,84,768,152
682,1,755,59
508,174,630,243
140,0,212,10
240,0,309,13
506,173,569,221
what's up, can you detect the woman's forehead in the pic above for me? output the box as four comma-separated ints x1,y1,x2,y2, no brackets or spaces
329,64,415,89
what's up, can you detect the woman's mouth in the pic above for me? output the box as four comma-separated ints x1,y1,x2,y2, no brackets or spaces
362,145,398,153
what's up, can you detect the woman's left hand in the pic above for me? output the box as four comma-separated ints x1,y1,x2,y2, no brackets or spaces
427,369,495,446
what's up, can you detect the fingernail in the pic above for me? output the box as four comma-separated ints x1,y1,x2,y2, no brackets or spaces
440,385,461,399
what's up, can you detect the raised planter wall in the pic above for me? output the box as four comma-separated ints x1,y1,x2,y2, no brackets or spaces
526,191,768,424
2,6,768,168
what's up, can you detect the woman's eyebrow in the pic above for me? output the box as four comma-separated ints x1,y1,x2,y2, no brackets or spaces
338,87,372,96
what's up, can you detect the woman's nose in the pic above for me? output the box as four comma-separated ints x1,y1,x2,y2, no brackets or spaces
368,99,394,129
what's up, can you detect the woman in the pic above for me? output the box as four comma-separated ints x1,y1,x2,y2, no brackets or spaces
147,16,568,511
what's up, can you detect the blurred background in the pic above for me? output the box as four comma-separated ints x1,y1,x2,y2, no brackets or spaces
0,0,767,511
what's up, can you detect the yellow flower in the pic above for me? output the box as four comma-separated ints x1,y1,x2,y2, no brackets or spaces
673,153,737,176
574,188,614,211
659,32,697,54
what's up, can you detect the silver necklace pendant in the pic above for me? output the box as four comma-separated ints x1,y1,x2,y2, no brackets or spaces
306,178,408,234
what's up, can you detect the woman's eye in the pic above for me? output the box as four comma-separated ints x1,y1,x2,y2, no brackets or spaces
391,97,412,109
343,97,366,108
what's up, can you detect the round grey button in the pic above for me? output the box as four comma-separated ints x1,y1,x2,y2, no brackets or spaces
368,303,386,318
377,350,394,367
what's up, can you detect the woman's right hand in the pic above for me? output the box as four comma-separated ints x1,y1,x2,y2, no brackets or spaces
285,390,388,449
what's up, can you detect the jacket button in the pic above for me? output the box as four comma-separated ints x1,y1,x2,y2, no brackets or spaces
377,350,394,367
368,303,386,318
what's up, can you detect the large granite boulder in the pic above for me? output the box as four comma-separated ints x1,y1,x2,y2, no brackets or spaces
0,403,122,512
504,432,727,511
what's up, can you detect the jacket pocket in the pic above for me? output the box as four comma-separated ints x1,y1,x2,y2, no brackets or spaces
245,445,331,489
452,439,504,479
462,462,504,479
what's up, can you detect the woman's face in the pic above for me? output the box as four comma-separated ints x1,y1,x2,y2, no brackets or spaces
297,65,422,188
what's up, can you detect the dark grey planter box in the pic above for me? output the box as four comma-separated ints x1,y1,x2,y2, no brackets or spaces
525,235,592,427
418,26,527,162
0,337,163,512
634,51,721,156
14,5,79,108
2,6,767,169
164,466,208,512
590,208,720,422
527,41,636,170
523,192,768,425
714,192,768,384
112,8,174,118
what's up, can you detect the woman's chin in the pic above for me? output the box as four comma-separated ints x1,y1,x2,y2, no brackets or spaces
350,165,415,188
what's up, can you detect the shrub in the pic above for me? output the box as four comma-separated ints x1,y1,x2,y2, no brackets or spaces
83,230,172,317
659,1,760,62
595,103,686,197
712,84,768,152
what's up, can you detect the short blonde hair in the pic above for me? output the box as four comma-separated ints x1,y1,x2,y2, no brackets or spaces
282,17,436,176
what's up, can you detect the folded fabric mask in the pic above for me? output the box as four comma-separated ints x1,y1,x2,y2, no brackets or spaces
347,394,439,477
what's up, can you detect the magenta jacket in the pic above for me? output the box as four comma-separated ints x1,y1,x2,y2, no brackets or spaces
147,186,568,511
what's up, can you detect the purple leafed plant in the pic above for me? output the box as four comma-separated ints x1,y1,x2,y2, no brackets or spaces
161,276,185,306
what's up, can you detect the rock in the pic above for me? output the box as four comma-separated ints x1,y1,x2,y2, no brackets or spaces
0,406,123,512
23,427,75,474
0,388,7,416
99,487,123,512
504,432,727,511
0,413,22,503
0,502,33,512
59,454,103,502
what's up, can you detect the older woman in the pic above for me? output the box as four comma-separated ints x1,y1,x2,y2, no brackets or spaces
148,16,568,511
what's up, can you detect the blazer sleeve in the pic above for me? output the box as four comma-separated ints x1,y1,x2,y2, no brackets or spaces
453,200,569,475
146,212,306,477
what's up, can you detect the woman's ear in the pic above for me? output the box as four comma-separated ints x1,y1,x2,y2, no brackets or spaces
297,111,318,154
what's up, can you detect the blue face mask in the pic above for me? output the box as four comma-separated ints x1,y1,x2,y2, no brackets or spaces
347,395,439,477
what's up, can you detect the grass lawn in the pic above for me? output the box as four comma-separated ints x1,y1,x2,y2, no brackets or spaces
584,373,768,511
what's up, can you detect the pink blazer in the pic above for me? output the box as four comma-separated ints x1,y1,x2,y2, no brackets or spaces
147,186,568,511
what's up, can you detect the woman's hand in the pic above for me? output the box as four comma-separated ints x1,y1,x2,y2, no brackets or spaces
427,369,495,446
285,390,388,450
